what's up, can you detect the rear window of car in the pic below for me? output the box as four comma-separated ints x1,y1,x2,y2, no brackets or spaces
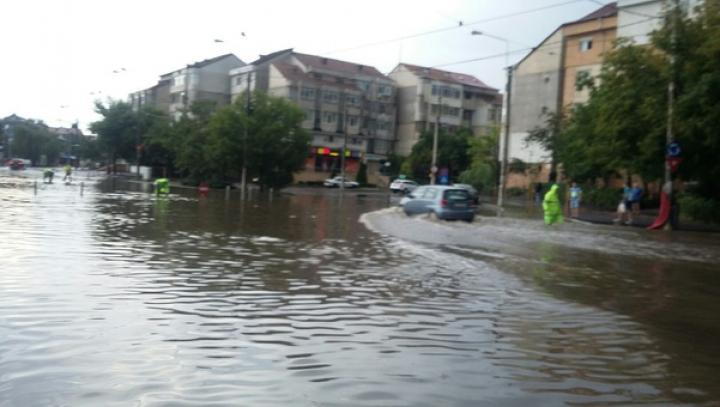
444,189,470,201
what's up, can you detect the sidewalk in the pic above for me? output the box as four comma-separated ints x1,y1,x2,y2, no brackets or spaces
482,195,720,233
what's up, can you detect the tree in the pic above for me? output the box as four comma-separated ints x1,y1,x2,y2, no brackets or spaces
90,100,137,174
458,126,498,193
205,90,311,189
9,121,63,164
163,100,217,181
356,161,368,185
525,111,567,181
402,128,473,182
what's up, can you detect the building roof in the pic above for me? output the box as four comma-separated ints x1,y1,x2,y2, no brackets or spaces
272,62,359,91
570,2,617,24
250,48,294,66
187,53,239,68
293,53,386,79
399,63,497,90
161,54,241,76
2,114,28,123
48,126,83,137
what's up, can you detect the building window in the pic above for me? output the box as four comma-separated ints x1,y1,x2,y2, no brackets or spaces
301,87,316,100
325,112,337,123
352,138,359,145
306,110,315,123
378,85,391,96
378,121,389,131
328,136,334,142
580,38,593,52
188,73,199,86
235,76,242,85
336,77,345,84
349,116,358,126
345,94,359,106
173,75,185,86
462,110,473,120
357,81,370,92
575,70,593,90
324,91,339,103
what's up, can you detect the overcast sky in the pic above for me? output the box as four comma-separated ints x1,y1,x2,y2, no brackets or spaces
1,0,609,133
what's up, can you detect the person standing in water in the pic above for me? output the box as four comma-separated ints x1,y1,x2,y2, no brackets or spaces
63,164,72,182
569,182,582,218
543,184,564,225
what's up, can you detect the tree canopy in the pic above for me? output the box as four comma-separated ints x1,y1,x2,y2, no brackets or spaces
401,128,473,182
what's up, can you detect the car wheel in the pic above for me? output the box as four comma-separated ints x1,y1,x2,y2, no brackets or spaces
403,188,409,194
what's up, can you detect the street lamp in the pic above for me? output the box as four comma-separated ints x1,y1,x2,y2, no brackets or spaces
472,30,512,213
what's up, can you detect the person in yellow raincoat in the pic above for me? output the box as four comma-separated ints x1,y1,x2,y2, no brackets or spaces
153,178,170,195
542,184,564,225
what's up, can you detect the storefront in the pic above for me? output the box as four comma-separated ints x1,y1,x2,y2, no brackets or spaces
308,147,363,174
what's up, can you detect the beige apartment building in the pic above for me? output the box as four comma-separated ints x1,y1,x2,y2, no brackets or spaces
508,2,618,186
388,63,501,156
130,54,245,117
230,50,396,182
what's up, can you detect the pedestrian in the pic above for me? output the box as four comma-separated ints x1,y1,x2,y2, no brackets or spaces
63,164,72,182
614,182,633,225
630,182,643,215
542,184,564,225
154,178,170,195
43,168,54,184
534,182,543,206
569,181,582,218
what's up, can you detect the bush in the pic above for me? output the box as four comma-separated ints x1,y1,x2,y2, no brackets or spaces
583,186,620,209
356,162,368,185
508,187,527,197
458,164,492,194
679,193,720,223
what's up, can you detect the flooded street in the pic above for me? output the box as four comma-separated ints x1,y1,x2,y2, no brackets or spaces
2,172,720,406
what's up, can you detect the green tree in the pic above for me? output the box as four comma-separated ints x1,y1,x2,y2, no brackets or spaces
458,126,498,193
90,100,137,173
402,128,473,182
525,111,567,181
9,121,63,165
165,99,217,181
205,90,311,189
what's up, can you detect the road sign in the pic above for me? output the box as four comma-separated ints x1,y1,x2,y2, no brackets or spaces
666,157,682,173
666,141,682,158
439,175,449,185
431,166,438,173
136,145,143,152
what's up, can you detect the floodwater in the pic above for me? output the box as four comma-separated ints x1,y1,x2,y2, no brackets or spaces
2,170,720,406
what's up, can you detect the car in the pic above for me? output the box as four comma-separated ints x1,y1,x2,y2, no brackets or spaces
453,183,480,206
400,185,476,222
389,179,419,194
7,158,26,170
323,176,359,188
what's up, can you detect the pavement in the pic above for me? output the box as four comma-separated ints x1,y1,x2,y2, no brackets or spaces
484,195,720,234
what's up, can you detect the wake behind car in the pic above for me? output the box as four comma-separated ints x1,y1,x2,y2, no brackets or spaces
8,158,26,170
389,179,419,194
401,185,475,222
324,176,359,188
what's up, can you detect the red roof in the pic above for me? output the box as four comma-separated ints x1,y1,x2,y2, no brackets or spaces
399,63,497,90
272,62,360,91
293,53,386,79
570,2,617,24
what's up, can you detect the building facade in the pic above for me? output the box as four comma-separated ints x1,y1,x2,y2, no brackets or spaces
230,50,397,181
508,3,618,184
388,63,501,156
130,54,245,117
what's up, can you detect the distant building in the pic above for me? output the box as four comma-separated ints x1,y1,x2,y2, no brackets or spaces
130,54,245,118
508,2,618,184
230,49,397,182
617,0,702,45
388,63,501,156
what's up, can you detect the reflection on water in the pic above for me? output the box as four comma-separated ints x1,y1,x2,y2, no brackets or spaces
1,177,719,406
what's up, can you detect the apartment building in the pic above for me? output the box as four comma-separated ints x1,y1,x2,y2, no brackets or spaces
388,63,501,156
508,3,617,183
130,54,245,117
230,50,396,181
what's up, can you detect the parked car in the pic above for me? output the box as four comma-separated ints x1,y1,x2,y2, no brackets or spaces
324,176,359,188
389,179,419,194
7,158,26,170
453,183,480,206
400,185,475,222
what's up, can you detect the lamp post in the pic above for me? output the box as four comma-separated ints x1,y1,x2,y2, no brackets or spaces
471,30,511,212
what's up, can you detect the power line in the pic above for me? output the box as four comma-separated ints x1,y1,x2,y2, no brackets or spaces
319,0,588,56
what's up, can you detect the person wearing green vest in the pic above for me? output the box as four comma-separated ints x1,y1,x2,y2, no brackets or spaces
43,168,54,183
63,164,72,182
542,184,564,225
154,178,170,195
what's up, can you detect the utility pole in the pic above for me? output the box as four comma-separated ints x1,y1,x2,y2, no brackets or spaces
431,96,441,185
497,65,513,211
340,106,349,191
664,0,679,230
241,72,252,201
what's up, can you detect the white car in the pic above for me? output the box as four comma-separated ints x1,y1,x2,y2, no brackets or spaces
324,176,359,188
389,179,419,194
